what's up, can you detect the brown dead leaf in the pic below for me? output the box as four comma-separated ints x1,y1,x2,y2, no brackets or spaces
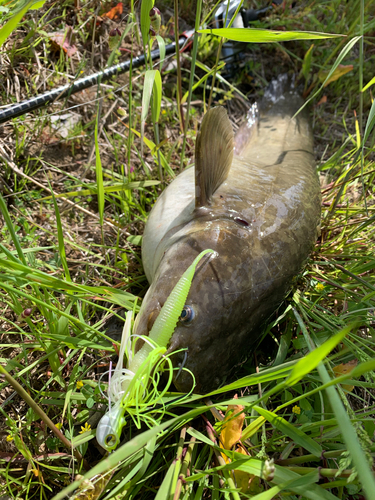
50,31,77,57
104,2,123,20
318,64,353,87
333,360,357,392
317,95,327,106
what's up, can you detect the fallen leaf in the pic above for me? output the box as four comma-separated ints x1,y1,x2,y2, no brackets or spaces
50,30,77,57
234,446,261,494
318,64,353,87
317,95,327,106
333,360,357,392
104,2,123,20
219,397,245,463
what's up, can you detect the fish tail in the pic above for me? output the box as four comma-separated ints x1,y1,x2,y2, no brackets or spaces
260,73,306,117
234,74,307,155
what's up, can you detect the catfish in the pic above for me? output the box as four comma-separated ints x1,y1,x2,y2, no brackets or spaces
133,78,321,393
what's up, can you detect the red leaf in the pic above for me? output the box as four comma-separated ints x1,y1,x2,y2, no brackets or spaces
104,2,123,20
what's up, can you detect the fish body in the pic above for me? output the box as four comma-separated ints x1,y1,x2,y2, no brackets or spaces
134,79,321,394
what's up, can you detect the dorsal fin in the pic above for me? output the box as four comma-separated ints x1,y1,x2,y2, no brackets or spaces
195,106,234,207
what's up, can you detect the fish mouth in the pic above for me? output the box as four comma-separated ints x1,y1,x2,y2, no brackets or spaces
146,307,160,333
133,285,163,351
133,306,197,392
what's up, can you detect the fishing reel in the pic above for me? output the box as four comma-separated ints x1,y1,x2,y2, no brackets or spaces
214,0,284,79
214,0,284,29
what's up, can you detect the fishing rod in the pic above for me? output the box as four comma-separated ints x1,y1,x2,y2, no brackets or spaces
0,0,284,125
0,32,193,124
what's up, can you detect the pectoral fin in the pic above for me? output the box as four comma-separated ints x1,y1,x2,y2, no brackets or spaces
195,106,234,207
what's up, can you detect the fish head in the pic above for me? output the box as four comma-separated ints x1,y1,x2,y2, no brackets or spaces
133,215,267,395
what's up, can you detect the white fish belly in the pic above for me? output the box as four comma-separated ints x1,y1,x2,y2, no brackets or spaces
142,167,195,282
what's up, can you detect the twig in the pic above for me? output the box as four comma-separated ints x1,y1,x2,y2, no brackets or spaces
205,397,224,421
0,364,89,470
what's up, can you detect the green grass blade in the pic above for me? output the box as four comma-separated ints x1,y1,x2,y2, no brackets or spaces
296,313,375,498
43,339,65,387
106,437,157,498
179,0,203,171
0,0,44,47
253,405,322,457
151,69,162,124
154,460,177,500
241,416,265,441
189,455,339,500
37,180,160,201
0,258,137,309
286,318,352,386
194,59,248,100
140,0,154,47
95,112,104,227
362,75,375,92
50,404,222,500
302,44,314,82
0,193,26,265
0,242,22,262
234,461,339,500
130,125,174,177
349,358,375,379
197,28,342,43
205,361,297,396
300,36,361,113
362,95,375,145
156,34,165,71
49,186,71,282
141,69,157,152
250,470,320,500
181,62,225,105
320,384,375,497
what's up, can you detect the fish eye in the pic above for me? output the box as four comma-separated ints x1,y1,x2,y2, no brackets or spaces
105,434,117,447
180,305,195,323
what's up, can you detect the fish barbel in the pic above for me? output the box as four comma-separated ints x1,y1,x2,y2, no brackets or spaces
133,78,321,394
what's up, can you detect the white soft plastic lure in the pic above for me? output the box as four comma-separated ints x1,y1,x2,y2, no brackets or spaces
96,249,215,451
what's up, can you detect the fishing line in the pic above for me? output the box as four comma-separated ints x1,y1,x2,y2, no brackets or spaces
175,349,188,380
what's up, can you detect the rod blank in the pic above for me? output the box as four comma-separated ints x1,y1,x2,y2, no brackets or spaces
0,35,190,124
